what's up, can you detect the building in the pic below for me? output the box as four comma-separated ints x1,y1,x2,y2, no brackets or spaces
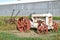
0,1,60,16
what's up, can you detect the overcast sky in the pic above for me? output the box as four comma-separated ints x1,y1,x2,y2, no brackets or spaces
0,0,54,5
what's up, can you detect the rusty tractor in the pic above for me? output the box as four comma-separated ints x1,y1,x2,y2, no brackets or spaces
17,13,58,34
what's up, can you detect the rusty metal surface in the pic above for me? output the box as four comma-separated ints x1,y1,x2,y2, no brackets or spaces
17,17,31,32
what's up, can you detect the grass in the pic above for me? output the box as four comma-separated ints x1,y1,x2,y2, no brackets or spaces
0,32,42,40
0,16,60,30
0,31,60,40
0,32,18,40
0,16,60,40
53,16,60,20
0,16,30,30
0,16,17,30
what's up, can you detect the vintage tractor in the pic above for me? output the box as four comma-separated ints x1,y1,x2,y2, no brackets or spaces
17,13,58,33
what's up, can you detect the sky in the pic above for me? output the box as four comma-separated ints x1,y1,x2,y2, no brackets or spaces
0,0,54,5
0,0,16,3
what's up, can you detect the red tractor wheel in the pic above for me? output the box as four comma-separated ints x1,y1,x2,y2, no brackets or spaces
43,25,48,34
17,17,31,32
23,17,31,32
52,22,58,32
41,22,48,34
37,20,44,34
37,20,48,34
17,18,24,32
37,25,44,34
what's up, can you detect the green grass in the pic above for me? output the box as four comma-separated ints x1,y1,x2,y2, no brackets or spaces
0,16,60,30
0,32,18,40
0,16,30,30
53,16,60,20
0,32,42,40
0,16,60,40
0,16,17,30
0,31,60,40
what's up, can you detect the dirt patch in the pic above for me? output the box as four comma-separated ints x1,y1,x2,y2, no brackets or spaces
0,30,47,37
6,30,40,37
0,30,59,38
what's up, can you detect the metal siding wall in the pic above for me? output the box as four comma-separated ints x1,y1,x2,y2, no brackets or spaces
0,1,60,16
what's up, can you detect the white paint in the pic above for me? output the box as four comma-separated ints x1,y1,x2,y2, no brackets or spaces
46,16,49,25
30,13,53,29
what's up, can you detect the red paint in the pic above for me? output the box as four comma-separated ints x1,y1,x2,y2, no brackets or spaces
37,20,48,34
17,17,31,32
52,22,58,32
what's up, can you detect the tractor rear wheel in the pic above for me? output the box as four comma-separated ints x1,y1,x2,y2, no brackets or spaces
17,17,31,32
